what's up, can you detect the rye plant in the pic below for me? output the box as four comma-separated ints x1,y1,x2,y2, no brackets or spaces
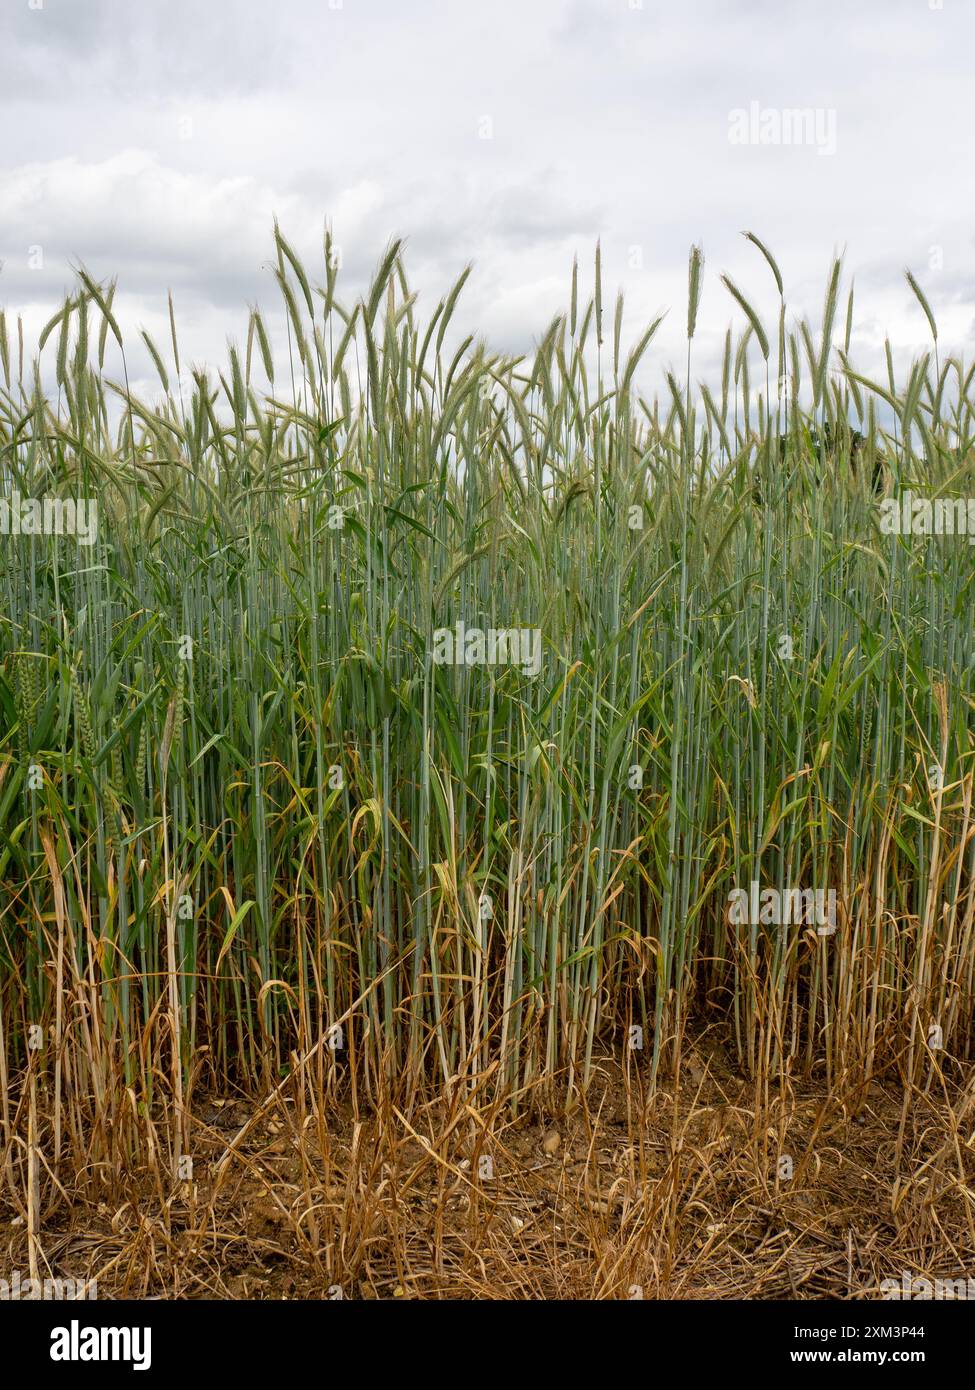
1,228,973,1148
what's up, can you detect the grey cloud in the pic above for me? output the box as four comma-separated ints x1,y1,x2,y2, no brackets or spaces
0,0,294,100
0,0,972,388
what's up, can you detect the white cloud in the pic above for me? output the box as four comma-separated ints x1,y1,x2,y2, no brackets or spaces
0,0,971,396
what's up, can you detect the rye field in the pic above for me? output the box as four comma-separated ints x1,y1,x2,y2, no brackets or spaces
0,230,973,1299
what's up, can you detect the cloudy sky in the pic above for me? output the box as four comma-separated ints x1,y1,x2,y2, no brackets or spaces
1,0,972,398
